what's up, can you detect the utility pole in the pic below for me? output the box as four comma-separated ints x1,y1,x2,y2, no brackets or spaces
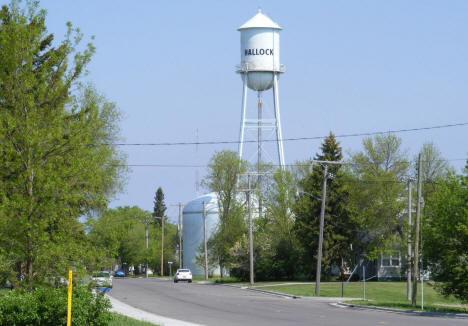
257,91,263,219
239,172,266,286
179,204,183,269
171,203,186,269
145,216,149,279
315,164,328,296
412,153,422,307
202,201,208,280
407,178,413,300
161,215,165,277
247,174,254,286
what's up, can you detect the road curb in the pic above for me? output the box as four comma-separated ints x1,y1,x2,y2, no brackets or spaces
244,287,300,299
334,302,468,319
204,282,300,299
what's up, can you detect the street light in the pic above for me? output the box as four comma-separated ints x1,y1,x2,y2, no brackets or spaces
295,189,321,201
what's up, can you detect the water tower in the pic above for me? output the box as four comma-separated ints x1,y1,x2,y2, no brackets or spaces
237,9,285,168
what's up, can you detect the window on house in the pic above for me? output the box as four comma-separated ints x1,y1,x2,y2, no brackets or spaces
392,255,400,266
382,256,391,267
381,251,400,267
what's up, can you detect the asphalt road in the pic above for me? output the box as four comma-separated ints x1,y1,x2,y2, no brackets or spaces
110,278,466,326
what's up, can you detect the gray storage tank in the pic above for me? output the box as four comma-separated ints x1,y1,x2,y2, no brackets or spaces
182,193,220,276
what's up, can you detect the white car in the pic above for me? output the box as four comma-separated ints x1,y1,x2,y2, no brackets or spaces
92,271,113,288
174,269,192,283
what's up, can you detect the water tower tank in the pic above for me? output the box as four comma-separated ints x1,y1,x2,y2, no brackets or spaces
238,9,282,91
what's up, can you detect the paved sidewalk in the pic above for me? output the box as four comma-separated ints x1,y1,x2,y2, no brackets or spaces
108,295,204,326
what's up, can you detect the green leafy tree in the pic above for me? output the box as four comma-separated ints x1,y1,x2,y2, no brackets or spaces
88,206,148,268
417,142,451,183
415,142,452,203
87,206,178,274
253,168,300,280
346,134,409,259
0,1,126,289
294,133,355,279
423,161,468,302
202,150,247,277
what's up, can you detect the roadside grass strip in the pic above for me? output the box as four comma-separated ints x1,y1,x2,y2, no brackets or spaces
346,300,468,315
110,313,160,326
251,281,467,314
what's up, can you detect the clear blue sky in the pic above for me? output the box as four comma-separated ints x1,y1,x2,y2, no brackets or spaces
37,0,468,222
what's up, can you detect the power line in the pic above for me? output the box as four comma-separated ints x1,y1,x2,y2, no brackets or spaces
107,122,468,147
121,158,466,168
120,164,205,168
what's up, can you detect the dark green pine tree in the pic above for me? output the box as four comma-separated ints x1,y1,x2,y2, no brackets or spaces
294,132,357,280
153,187,167,226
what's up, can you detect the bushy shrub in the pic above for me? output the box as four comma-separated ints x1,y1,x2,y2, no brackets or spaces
0,285,112,326
0,290,39,325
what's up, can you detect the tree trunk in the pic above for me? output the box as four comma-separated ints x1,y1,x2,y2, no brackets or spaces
26,167,34,291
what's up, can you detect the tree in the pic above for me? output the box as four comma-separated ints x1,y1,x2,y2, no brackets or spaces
346,134,408,259
415,142,451,201
202,150,247,277
255,168,300,280
0,1,126,289
87,206,178,275
294,133,356,280
153,187,167,226
87,206,147,268
423,161,468,302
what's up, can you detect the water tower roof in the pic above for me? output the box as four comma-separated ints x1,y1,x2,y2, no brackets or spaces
238,10,281,30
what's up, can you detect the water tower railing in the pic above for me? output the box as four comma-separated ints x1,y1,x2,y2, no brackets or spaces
235,63,286,73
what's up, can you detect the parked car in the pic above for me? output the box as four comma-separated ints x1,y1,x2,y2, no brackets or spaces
114,269,125,277
92,271,113,288
174,269,192,283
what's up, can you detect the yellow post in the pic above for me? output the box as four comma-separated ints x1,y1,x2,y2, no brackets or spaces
67,270,73,326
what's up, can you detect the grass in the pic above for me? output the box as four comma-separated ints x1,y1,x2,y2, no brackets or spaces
110,313,159,326
245,281,467,314
0,288,10,297
348,299,468,314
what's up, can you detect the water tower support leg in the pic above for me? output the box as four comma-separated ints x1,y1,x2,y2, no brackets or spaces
238,73,248,160
273,73,285,168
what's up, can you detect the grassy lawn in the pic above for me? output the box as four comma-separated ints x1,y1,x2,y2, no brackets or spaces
248,281,467,314
110,313,159,326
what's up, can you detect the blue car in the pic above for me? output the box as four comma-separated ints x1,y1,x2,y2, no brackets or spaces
114,269,125,277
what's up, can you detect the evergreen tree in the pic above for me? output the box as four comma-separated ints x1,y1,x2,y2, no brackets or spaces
294,133,355,280
153,187,167,226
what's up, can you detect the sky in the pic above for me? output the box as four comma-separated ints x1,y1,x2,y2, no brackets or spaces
32,0,468,223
